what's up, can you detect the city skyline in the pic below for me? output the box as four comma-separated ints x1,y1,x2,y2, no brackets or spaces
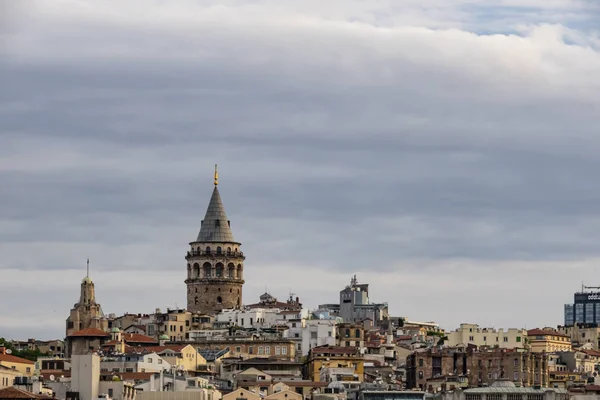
1,0,600,339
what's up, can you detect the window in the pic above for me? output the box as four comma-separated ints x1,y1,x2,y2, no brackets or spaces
217,246,222,254
275,347,281,355
328,331,332,337
346,341,350,347
292,323,296,328
148,358,153,363
483,336,487,341
504,337,508,342
586,303,594,323
108,389,114,398
345,328,350,338
265,346,271,355
514,358,519,366
259,346,265,355
282,346,287,355
26,367,31,373
249,346,253,354
355,329,361,338
419,358,424,367
513,371,520,381
516,336,522,342
236,346,241,352
469,336,474,341
126,368,134,372
158,359,163,364
418,371,423,379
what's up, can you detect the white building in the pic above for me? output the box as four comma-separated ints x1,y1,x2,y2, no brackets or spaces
100,353,170,373
215,308,281,329
300,319,337,356
445,323,527,348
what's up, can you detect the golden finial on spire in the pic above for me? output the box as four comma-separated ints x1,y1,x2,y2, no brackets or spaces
214,164,219,186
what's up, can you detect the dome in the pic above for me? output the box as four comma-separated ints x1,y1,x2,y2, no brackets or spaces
490,380,516,388
159,334,170,340
82,276,93,284
111,327,121,333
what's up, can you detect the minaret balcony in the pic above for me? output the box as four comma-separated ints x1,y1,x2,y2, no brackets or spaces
185,277,245,284
186,250,244,259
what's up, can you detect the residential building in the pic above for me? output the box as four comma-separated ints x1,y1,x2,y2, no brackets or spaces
0,348,35,377
406,346,548,391
220,358,302,382
446,323,527,349
305,345,365,382
558,325,600,350
66,267,109,338
300,319,337,356
0,365,19,389
100,352,170,373
223,388,260,400
185,167,245,314
191,338,296,361
336,323,364,349
141,345,207,372
527,329,572,353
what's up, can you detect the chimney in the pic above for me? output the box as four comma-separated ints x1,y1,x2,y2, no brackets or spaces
0,346,6,355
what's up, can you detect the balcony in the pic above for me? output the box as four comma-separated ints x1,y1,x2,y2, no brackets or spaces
186,250,244,258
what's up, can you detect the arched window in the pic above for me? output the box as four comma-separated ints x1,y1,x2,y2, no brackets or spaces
227,247,231,255
194,296,199,305
237,264,243,280
217,296,222,304
193,263,200,278
215,263,224,277
228,263,235,278
345,328,350,338
205,246,211,254
203,262,211,278
217,246,222,255
355,329,361,338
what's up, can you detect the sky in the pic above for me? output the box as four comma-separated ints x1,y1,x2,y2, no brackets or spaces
1,0,600,340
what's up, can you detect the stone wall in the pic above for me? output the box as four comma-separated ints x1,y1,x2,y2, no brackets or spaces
187,280,243,314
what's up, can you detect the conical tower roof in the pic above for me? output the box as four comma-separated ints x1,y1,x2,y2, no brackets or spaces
196,186,237,243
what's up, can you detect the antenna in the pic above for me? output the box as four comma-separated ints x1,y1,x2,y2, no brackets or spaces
87,258,90,278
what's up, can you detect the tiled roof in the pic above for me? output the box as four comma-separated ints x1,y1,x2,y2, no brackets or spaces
0,354,35,365
310,345,358,355
196,187,236,243
68,327,110,337
527,329,569,338
0,387,52,399
140,345,188,353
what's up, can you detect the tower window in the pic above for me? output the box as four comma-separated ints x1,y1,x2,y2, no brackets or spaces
215,220,220,227
206,247,211,254
217,246,222,255
227,247,231,255
217,296,222,304
194,296,199,305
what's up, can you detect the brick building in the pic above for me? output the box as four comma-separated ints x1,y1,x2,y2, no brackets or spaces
406,346,548,391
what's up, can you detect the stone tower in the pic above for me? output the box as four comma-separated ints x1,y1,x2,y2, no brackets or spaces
66,260,108,337
185,167,245,314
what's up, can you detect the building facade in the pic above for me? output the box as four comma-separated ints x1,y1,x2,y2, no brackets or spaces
526,329,572,353
185,168,245,314
564,289,600,326
406,347,548,391
446,323,527,349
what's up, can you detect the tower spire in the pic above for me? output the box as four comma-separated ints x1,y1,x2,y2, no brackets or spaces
87,258,90,278
214,164,218,186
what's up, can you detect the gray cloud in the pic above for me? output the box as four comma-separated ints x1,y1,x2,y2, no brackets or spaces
1,0,600,339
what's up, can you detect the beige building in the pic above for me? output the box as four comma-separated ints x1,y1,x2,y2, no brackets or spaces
223,388,260,400
558,325,600,350
0,365,19,388
141,345,207,372
66,266,108,338
0,348,35,377
192,339,296,361
527,329,572,353
446,323,527,349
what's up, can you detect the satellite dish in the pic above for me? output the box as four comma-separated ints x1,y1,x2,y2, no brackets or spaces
5,349,12,354
49,375,55,382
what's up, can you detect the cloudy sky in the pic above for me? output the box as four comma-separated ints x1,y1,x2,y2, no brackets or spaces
1,0,600,340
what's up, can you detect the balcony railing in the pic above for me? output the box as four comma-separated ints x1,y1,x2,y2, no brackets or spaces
186,250,244,258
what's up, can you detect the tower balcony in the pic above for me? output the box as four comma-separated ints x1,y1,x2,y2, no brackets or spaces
185,249,244,259
185,277,245,285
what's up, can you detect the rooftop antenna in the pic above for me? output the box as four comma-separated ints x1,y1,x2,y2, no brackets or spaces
214,164,219,186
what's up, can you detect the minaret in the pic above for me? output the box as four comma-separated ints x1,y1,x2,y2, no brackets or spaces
185,166,245,314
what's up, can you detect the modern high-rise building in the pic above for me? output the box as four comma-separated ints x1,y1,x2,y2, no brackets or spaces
185,167,245,314
564,287,600,326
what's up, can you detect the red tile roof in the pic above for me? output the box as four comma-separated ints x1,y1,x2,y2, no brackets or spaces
527,329,570,338
68,327,110,337
0,387,52,399
0,354,35,365
139,345,188,353
121,333,157,344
